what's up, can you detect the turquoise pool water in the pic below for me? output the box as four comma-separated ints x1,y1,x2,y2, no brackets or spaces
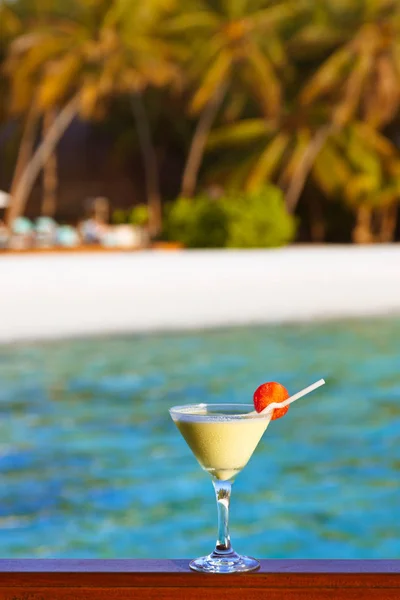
0,317,399,559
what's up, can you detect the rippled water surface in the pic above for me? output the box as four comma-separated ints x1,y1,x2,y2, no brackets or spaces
1,317,399,558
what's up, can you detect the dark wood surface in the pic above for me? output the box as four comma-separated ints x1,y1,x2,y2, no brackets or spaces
0,560,399,599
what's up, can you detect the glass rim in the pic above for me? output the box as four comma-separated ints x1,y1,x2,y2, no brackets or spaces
169,402,272,421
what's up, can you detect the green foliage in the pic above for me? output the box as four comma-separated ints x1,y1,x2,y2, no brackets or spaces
224,186,296,248
164,186,296,248
112,204,149,226
3,0,400,241
130,204,149,226
3,0,179,118
164,196,229,248
112,209,128,224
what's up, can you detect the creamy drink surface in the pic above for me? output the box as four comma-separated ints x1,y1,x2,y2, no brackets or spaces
174,411,271,481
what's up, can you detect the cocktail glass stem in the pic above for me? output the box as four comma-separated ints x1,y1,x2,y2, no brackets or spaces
212,479,233,556
188,477,259,572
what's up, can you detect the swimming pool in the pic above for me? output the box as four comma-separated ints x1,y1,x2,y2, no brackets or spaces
0,317,399,558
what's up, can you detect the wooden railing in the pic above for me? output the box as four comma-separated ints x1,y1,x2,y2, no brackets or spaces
0,559,399,599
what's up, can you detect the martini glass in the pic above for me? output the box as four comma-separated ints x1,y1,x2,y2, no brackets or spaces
169,403,273,574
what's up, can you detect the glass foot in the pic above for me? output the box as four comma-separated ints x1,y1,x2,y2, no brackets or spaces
189,550,260,574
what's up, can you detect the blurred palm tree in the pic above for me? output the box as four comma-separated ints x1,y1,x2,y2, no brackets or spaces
206,107,333,211
0,2,28,210
299,0,400,239
2,0,400,243
206,0,400,240
207,116,400,241
5,0,75,221
300,0,400,130
41,109,58,217
3,0,179,233
313,122,400,242
106,0,180,234
0,3,21,123
165,0,305,197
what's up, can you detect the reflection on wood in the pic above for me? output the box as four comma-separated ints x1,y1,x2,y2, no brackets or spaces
0,559,399,599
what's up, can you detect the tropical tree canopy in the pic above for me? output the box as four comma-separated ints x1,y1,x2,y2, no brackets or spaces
0,0,400,243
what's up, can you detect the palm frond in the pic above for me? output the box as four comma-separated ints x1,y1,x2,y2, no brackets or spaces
363,55,400,127
163,12,220,33
300,45,352,104
351,122,397,158
249,3,304,30
345,173,380,205
8,69,34,114
346,129,381,178
8,33,71,76
279,128,311,187
332,51,372,125
289,24,345,56
312,141,352,197
370,187,399,208
0,4,21,40
80,76,102,118
246,132,289,190
262,32,287,69
207,118,274,149
222,90,247,123
190,50,232,113
244,41,281,117
37,53,82,109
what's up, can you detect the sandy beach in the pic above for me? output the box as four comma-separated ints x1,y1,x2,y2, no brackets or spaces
1,246,400,343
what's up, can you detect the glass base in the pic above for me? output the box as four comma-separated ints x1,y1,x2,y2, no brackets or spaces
189,550,260,574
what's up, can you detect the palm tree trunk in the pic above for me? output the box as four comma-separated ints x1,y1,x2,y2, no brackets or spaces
378,204,397,242
6,95,78,228
130,93,161,237
180,81,228,198
41,109,58,218
352,205,374,244
308,194,325,242
9,104,38,205
285,125,335,214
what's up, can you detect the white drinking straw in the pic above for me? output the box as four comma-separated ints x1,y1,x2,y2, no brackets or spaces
249,378,325,416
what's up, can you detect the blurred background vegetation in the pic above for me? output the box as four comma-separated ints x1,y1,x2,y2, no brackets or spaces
1,0,400,246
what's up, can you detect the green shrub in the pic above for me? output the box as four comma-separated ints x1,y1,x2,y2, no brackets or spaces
112,205,149,227
224,186,296,248
163,186,296,248
112,209,129,225
164,196,229,248
130,204,149,227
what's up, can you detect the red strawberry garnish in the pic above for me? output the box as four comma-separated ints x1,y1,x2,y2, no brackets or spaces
253,382,289,420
